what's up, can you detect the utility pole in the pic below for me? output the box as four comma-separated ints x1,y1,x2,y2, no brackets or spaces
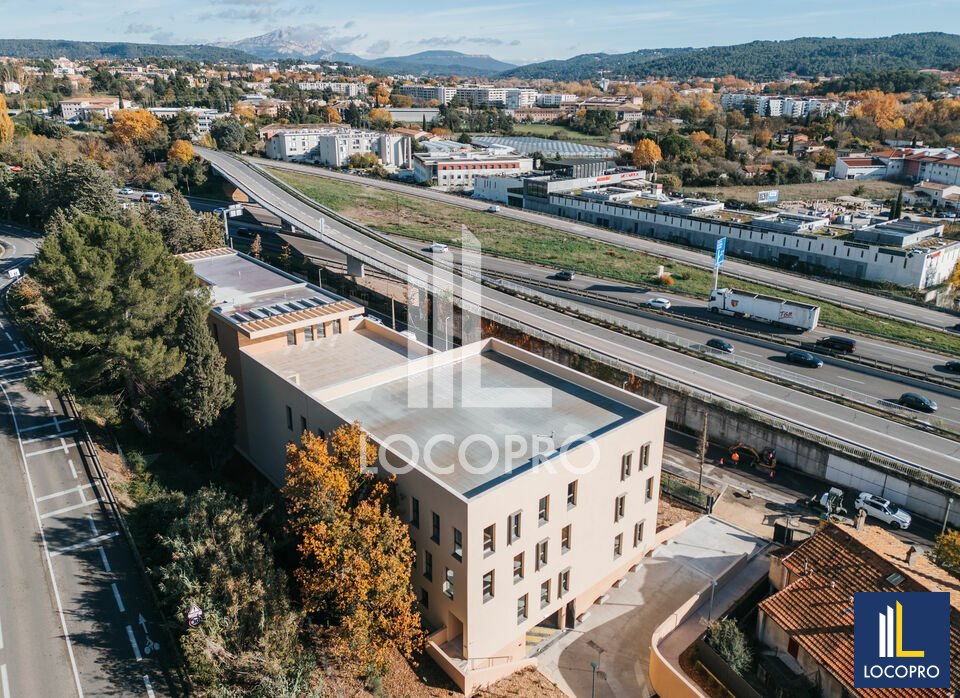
698,412,708,491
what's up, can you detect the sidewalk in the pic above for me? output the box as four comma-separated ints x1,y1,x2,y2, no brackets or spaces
656,549,772,694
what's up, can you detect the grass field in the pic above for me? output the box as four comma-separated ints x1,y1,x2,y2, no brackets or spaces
479,123,612,144
685,179,904,203
269,168,960,355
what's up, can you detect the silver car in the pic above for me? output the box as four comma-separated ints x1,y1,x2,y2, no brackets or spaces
854,492,912,529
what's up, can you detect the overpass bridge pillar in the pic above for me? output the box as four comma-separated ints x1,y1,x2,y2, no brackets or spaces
347,255,365,277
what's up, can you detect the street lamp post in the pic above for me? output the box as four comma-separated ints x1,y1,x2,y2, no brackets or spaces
443,315,452,350
708,579,718,622
590,660,600,698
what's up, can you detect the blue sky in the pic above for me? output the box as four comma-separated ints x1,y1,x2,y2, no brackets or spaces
1,0,957,65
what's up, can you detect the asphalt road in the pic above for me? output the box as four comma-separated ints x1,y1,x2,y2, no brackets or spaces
0,225,177,698
198,148,960,482
248,157,960,331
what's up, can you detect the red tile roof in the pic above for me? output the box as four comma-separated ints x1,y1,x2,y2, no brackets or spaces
759,523,960,698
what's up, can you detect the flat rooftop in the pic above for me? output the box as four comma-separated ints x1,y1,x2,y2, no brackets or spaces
326,350,643,498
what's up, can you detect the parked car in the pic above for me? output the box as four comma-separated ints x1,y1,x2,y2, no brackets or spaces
554,270,575,281
897,392,938,413
855,492,912,529
645,297,672,310
118,187,134,195
705,338,734,354
486,205,501,213
427,242,449,253
140,192,162,203
212,207,226,216
944,360,960,373
785,350,823,368
814,335,857,354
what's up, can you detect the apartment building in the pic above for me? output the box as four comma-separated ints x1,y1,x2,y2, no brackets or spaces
297,81,364,97
505,88,538,110
454,84,508,108
264,126,411,168
535,93,577,107
60,97,124,121
396,84,458,105
413,151,534,191
182,248,667,694
720,93,853,118
147,106,228,134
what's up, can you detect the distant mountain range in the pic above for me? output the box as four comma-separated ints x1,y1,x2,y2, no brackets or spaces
367,50,516,76
506,33,960,81
213,27,363,64
0,38,255,63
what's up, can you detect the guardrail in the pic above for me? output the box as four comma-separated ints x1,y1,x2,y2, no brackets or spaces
210,153,960,496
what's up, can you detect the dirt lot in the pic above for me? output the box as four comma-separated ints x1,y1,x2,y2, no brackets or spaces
685,179,903,203
658,496,704,530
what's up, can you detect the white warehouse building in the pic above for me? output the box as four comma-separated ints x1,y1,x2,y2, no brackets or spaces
264,126,411,168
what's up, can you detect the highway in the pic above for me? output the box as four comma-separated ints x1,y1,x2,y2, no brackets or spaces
247,157,960,331
0,225,177,697
199,148,960,484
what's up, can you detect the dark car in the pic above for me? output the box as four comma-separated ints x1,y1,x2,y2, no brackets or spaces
554,270,575,281
785,349,823,368
815,335,857,354
950,324,960,334
944,360,960,373
705,338,735,354
897,392,938,413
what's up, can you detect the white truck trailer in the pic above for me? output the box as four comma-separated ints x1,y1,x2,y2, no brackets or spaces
708,288,820,331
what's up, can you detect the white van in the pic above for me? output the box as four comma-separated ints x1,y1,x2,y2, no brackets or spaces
140,192,162,203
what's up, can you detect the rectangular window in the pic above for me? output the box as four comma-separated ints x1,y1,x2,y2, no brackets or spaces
431,512,440,544
561,525,572,554
330,319,341,335
615,494,626,522
304,325,314,342
286,330,296,346
452,528,463,561
285,406,293,430
538,495,550,525
540,579,551,608
317,323,326,338
614,533,623,558
621,453,632,481
483,524,495,554
513,552,524,582
567,480,578,508
420,588,429,609
443,568,454,598
300,416,307,434
634,520,645,548
517,594,528,623
482,570,495,602
558,569,570,597
411,498,420,528
508,512,522,544
640,442,651,469
536,539,548,571
646,477,655,502
424,551,433,581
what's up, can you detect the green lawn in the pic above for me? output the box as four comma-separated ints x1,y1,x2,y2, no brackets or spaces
269,168,960,355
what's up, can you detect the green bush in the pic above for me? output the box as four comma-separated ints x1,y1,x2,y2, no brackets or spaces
707,618,753,675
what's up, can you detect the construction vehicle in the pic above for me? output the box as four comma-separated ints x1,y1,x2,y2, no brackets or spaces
811,487,848,518
721,443,777,478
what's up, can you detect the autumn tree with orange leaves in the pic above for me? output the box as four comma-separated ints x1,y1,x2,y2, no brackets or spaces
632,138,663,171
283,423,423,674
167,139,194,165
109,109,162,147
851,90,905,136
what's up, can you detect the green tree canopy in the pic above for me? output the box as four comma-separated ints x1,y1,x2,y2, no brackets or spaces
210,117,246,152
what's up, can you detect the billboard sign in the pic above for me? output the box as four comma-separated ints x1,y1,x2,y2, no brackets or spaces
758,189,780,204
714,237,727,270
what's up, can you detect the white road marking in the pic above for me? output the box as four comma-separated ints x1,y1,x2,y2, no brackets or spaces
22,430,77,445
0,349,30,359
837,376,865,385
68,459,77,479
40,500,96,519
111,583,125,614
125,625,143,661
143,675,156,698
51,531,119,556
1,664,8,698
36,483,94,502
98,546,112,573
86,514,98,536
18,419,67,434
44,399,53,414
0,383,85,697
24,440,76,457
741,350,762,357
2,332,9,341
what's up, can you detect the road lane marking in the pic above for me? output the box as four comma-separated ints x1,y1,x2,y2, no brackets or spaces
86,514,98,536
111,583,126,613
18,419,69,434
22,430,77,445
0,383,85,697
36,483,94,502
126,625,143,661
837,376,865,384
24,440,76,457
0,349,30,359
68,458,77,479
1,664,8,698
143,675,156,698
2,332,9,341
98,546,112,573
44,399,53,414
40,500,95,519
51,531,119,556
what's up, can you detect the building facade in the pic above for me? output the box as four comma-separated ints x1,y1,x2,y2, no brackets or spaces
297,81,364,97
264,126,411,168
396,84,457,105
147,106,228,134
61,97,123,121
413,152,535,191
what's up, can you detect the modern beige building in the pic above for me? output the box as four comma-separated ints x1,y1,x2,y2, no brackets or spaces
182,248,668,694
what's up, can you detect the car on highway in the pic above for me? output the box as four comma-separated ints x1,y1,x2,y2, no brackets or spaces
814,335,857,354
945,360,960,373
854,492,912,529
486,205,501,213
645,297,672,310
554,270,575,281
140,191,162,203
897,392,938,413
784,349,823,368
427,242,449,253
949,323,960,334
118,187,135,195
705,338,734,354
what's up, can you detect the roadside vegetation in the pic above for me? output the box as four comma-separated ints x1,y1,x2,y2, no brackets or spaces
270,168,960,355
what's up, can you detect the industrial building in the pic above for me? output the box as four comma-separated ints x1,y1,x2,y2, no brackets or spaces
181,248,668,695
413,151,534,191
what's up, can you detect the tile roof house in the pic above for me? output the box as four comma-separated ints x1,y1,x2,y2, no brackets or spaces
757,522,960,698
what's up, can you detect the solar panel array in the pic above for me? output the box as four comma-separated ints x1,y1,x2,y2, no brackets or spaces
230,295,331,324
474,136,618,159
